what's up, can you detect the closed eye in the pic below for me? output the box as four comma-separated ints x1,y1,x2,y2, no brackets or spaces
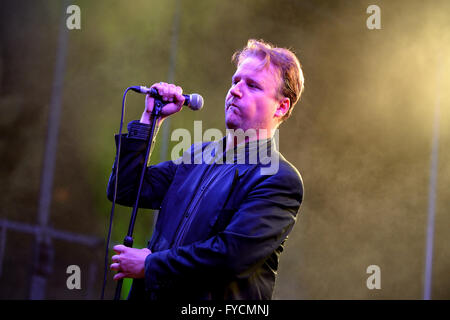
247,81,260,89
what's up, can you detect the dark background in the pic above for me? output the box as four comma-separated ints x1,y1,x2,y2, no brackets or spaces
0,0,449,299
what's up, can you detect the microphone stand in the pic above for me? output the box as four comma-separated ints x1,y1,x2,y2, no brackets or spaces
114,99,163,300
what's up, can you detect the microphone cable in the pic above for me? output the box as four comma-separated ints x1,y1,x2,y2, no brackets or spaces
100,87,133,300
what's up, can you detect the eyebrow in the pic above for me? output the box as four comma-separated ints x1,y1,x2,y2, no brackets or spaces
232,74,263,87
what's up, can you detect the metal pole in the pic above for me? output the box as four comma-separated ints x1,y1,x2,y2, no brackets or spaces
423,54,442,300
151,0,182,244
159,0,181,163
30,0,70,300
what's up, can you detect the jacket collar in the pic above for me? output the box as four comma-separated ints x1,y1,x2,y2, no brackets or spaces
207,135,278,165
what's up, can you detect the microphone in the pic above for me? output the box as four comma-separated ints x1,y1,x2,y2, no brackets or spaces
130,86,204,111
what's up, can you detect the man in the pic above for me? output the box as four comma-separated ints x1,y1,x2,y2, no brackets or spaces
107,39,305,300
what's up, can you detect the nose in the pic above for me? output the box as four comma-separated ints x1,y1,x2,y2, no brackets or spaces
229,81,243,98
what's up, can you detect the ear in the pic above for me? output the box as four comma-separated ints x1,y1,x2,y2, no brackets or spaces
274,97,290,120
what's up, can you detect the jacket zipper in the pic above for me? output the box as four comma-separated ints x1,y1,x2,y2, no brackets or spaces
173,165,220,247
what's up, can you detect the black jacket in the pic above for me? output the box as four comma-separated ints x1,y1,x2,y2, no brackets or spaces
107,123,303,300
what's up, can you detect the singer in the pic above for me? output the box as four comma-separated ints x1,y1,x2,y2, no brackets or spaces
107,39,305,300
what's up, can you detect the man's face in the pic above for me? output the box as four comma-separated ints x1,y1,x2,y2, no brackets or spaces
225,56,282,132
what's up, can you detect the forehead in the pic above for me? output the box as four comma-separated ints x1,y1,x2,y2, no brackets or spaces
233,56,280,83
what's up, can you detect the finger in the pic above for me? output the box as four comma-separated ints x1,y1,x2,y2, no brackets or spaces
151,83,165,97
113,244,126,254
145,95,154,112
168,84,177,102
113,272,127,281
174,86,185,106
162,84,172,101
110,263,120,271
175,86,183,101
156,83,168,100
111,255,120,263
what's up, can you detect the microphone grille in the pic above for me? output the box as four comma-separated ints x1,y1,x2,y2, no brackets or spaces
189,94,204,110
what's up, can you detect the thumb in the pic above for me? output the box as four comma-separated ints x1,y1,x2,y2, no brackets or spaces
145,94,154,113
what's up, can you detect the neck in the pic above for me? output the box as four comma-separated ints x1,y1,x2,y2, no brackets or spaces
225,127,275,152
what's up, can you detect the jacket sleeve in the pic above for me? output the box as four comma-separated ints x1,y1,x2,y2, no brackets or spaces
106,132,178,210
144,165,303,290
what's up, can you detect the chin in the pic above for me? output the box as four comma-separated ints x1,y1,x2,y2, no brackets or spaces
225,115,239,130
225,121,239,130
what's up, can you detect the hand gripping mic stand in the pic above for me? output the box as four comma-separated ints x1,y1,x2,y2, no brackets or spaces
111,90,164,300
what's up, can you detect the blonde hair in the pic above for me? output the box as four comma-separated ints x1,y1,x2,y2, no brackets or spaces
232,39,305,121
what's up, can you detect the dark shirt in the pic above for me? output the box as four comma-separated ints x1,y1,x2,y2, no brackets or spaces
107,121,304,300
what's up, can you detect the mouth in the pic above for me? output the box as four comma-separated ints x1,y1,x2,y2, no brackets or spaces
227,103,239,111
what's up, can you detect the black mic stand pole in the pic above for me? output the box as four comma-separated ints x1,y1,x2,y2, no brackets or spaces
114,99,164,300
